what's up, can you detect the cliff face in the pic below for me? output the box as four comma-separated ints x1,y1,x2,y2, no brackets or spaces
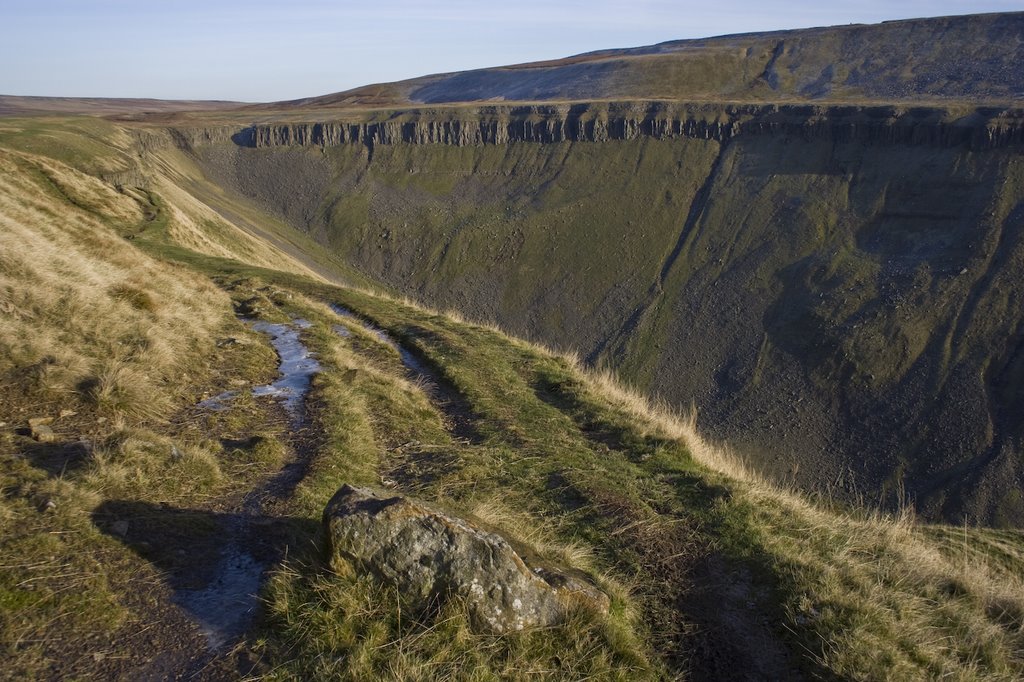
183,103,1024,527
238,105,1024,151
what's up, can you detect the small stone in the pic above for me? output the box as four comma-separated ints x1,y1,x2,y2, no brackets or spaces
228,379,248,387
96,417,107,424
92,652,106,663
235,298,263,317
27,416,53,428
112,520,130,536
32,424,57,443
170,445,182,462
42,499,57,512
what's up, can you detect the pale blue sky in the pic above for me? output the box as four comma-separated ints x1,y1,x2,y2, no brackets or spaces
1,1,1020,102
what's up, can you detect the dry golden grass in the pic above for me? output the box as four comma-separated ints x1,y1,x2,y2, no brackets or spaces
0,148,229,420
471,496,599,573
80,427,222,502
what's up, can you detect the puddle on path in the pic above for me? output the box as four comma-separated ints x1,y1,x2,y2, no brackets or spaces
184,317,320,651
250,319,319,419
197,390,238,411
184,306,468,651
331,304,426,374
173,538,263,650
198,318,320,421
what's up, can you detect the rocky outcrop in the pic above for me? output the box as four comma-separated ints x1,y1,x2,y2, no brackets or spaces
236,103,1024,151
249,114,733,147
322,485,609,634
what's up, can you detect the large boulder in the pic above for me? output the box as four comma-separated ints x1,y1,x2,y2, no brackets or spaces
322,485,609,634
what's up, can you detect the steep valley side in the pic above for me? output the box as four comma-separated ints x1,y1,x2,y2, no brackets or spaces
178,108,1024,526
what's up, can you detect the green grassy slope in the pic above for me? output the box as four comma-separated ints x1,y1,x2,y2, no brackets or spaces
2,121,1024,679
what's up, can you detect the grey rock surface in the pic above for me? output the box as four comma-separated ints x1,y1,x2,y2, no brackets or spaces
323,484,609,634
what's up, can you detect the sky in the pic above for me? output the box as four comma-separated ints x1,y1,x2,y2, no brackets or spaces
1,1,1020,102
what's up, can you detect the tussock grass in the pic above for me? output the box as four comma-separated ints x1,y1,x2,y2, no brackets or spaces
0,447,135,677
263,557,650,682
0,145,289,676
734,491,1024,679
471,496,600,574
81,428,222,502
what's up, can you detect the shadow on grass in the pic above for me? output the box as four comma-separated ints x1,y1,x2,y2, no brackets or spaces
528,368,816,679
17,438,93,478
531,371,663,455
92,500,319,650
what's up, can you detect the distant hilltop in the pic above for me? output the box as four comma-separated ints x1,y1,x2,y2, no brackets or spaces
285,12,1024,109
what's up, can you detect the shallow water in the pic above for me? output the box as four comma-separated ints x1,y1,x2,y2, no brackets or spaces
185,318,320,650
331,304,426,374
174,539,263,650
249,319,320,420
197,390,238,411
197,318,320,421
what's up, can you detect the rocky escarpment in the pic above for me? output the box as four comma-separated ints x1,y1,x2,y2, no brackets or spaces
233,104,1024,152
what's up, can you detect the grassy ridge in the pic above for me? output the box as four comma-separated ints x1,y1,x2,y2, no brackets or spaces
276,284,1024,680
